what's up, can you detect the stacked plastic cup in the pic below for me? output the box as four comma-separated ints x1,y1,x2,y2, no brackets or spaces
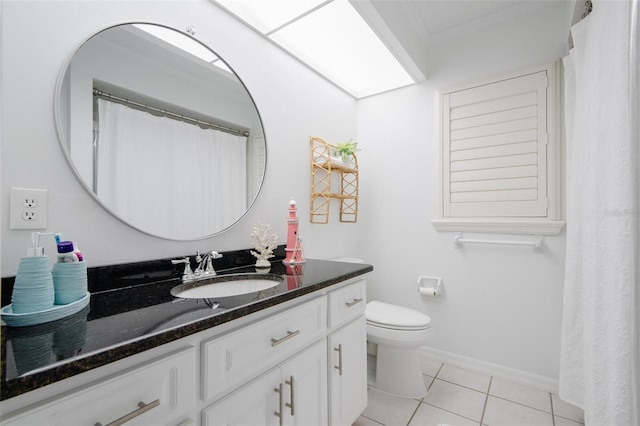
11,256,55,313
52,261,88,305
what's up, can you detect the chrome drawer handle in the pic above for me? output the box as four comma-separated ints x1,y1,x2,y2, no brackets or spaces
95,399,160,426
334,344,343,376
345,298,363,308
285,376,295,415
271,330,300,347
274,383,284,426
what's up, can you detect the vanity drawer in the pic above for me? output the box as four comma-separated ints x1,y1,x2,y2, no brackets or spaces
202,296,327,402
328,279,366,330
2,347,196,426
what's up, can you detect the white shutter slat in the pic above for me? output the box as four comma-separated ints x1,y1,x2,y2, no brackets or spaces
450,141,538,162
451,165,538,182
450,105,537,131
451,117,537,141
451,129,537,151
450,92,537,120
451,177,538,193
451,153,537,172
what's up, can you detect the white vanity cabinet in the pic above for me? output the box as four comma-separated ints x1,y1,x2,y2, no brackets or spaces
327,280,368,426
1,277,369,426
2,347,196,426
202,340,327,426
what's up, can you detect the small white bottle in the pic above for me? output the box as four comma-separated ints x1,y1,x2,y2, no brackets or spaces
56,241,79,263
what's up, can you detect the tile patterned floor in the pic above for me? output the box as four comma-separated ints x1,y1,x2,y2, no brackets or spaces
354,358,585,426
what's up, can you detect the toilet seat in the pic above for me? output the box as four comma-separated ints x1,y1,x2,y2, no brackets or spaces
366,301,431,330
367,321,429,331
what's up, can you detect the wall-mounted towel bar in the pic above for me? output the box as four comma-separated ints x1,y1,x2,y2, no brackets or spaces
453,232,544,251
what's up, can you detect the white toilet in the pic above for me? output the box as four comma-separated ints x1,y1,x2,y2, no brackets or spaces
331,257,431,398
366,301,431,398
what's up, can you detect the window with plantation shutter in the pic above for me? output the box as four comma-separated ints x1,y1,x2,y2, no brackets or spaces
433,63,565,235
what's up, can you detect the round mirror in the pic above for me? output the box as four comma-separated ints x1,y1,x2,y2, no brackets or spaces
55,23,266,240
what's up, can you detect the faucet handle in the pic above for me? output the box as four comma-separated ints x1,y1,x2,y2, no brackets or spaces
171,257,194,281
204,257,216,276
203,251,222,276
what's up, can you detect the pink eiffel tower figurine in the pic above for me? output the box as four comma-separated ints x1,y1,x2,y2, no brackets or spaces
283,198,305,265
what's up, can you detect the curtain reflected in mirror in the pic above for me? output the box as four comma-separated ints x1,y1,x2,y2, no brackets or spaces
96,99,247,240
55,23,266,240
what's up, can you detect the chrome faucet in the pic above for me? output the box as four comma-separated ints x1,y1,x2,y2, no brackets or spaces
172,251,223,283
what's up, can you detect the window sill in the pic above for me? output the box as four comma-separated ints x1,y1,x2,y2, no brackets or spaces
431,219,565,235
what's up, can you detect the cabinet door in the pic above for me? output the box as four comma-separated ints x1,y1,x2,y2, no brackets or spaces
202,369,280,426
203,341,327,426
328,318,368,426
281,340,328,426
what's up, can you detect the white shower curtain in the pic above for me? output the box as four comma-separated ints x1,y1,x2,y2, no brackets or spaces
97,99,247,240
560,1,639,425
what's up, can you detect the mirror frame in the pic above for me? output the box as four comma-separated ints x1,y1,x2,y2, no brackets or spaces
53,22,267,240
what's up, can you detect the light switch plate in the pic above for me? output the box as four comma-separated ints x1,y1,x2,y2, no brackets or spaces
10,187,48,229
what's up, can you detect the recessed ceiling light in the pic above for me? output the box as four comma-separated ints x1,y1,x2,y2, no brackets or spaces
213,0,415,98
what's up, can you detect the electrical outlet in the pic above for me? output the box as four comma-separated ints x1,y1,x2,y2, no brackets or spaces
10,187,48,230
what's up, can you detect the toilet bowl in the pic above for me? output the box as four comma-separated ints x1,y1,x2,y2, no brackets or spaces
366,301,431,398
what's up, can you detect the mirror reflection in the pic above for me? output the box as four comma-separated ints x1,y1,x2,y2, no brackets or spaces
56,24,266,240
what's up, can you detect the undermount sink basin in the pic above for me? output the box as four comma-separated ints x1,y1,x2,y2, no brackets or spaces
170,273,283,299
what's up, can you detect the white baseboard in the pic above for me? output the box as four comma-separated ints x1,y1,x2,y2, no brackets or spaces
417,346,559,394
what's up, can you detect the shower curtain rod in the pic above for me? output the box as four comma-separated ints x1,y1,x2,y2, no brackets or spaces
93,88,250,137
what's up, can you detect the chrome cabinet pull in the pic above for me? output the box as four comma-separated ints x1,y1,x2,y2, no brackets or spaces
334,344,343,376
274,383,284,426
270,329,300,347
94,399,160,426
345,298,363,308
285,376,295,416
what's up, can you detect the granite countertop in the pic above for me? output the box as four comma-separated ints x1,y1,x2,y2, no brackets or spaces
0,255,373,401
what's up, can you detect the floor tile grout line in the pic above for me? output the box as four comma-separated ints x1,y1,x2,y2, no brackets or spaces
550,392,556,426
405,397,424,426
479,376,493,425
432,362,445,379
360,413,385,425
488,394,554,415
420,401,485,424
554,414,586,424
423,373,437,392
435,377,491,394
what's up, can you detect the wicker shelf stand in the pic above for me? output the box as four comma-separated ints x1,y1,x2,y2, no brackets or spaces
310,136,359,223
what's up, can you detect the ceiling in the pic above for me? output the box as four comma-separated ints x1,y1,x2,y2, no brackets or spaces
214,0,579,97
354,0,578,81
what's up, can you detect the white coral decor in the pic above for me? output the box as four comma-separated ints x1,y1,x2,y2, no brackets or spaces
250,222,278,267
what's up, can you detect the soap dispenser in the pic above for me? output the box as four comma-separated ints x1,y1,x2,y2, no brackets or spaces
11,232,55,314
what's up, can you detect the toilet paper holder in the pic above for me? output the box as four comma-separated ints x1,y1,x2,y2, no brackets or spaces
417,276,442,296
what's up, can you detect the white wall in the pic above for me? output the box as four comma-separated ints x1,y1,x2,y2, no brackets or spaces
1,0,359,275
356,3,571,381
